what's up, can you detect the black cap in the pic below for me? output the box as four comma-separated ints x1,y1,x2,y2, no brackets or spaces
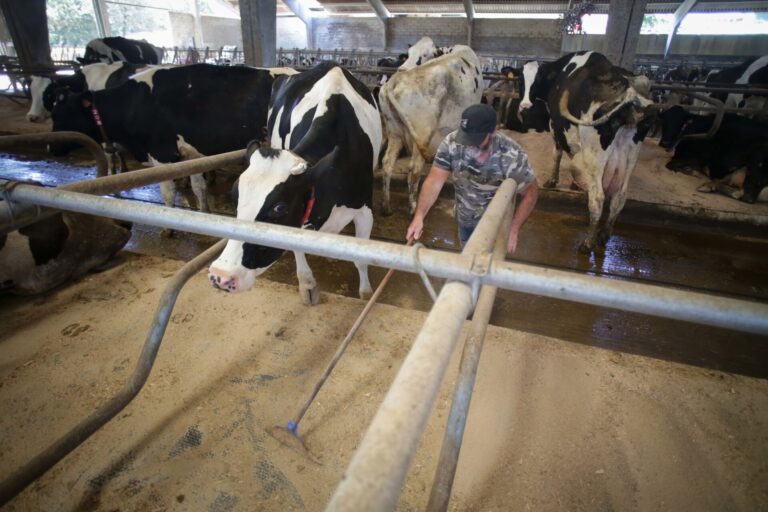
456,104,497,146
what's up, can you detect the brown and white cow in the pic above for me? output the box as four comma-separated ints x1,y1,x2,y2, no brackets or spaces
519,51,654,253
378,44,484,215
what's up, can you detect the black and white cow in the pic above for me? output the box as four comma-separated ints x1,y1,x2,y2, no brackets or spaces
26,61,142,122
377,54,408,68
0,208,130,295
50,64,296,215
698,56,768,110
78,37,164,65
208,62,382,305
519,51,654,253
660,105,768,203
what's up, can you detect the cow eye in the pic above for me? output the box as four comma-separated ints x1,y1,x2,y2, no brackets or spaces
269,202,287,217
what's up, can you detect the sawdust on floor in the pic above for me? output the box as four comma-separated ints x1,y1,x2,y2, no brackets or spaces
1,253,767,511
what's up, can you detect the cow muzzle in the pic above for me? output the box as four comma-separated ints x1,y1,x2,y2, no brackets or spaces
27,112,50,123
208,267,240,293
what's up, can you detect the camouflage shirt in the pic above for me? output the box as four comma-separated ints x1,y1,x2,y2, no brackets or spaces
434,130,535,225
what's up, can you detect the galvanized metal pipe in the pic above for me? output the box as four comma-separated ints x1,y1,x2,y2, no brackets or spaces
0,132,108,176
426,193,516,512
0,239,226,507
2,181,768,336
0,149,246,234
325,182,516,511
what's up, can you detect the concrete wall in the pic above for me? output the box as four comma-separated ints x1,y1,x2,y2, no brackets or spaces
277,16,306,49
564,34,768,60
312,17,384,50
308,17,559,59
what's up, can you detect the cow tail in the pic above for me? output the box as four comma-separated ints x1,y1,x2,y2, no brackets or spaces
380,84,430,159
558,88,640,127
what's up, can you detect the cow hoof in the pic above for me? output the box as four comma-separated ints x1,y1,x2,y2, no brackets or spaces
300,286,320,306
381,204,393,217
543,179,558,189
359,288,373,301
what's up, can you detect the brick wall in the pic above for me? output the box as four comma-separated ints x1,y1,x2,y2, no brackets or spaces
312,17,384,50
386,17,468,51
473,19,561,58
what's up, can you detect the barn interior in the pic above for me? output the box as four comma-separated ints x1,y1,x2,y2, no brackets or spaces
1,1,768,511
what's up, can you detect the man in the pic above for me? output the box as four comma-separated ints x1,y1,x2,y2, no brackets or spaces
406,103,539,252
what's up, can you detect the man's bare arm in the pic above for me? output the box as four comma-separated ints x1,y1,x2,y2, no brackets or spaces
507,180,539,253
406,165,451,241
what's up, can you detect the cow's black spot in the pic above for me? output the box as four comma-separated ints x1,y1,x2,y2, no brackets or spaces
258,147,281,159
564,63,576,74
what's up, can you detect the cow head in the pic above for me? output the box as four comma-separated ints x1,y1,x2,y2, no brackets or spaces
208,144,339,293
518,61,540,111
26,76,53,122
659,105,693,149
49,90,101,155
401,37,438,70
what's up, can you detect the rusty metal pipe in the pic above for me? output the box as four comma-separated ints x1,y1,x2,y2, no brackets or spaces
0,239,226,507
0,132,108,176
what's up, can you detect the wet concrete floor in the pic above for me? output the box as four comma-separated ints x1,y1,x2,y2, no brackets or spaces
1,145,768,378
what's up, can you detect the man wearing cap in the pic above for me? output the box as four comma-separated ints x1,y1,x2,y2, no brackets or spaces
406,103,538,252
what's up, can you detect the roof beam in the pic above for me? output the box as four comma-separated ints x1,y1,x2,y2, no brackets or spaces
282,0,313,25
366,0,391,22
665,0,698,58
463,0,475,22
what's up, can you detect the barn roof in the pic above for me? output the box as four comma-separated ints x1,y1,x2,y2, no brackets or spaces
274,0,768,16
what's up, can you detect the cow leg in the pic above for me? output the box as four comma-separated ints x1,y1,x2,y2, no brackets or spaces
600,189,627,247
159,180,177,237
352,207,373,300
580,181,605,254
381,135,404,216
294,251,320,306
190,173,210,213
407,147,426,216
544,148,563,188
176,136,210,212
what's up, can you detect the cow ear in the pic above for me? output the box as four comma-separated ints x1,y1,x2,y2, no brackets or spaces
308,146,339,183
245,139,261,164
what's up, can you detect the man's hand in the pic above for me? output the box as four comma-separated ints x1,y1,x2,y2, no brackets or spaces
406,216,424,242
507,228,519,253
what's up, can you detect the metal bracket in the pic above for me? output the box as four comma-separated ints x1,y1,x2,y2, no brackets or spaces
412,242,437,302
469,251,493,305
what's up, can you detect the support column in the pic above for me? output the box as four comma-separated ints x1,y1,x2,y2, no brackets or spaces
0,0,53,72
239,0,275,67
283,0,314,49
603,0,648,70
92,0,111,38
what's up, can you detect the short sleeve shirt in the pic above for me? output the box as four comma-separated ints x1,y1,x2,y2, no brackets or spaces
434,131,535,225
